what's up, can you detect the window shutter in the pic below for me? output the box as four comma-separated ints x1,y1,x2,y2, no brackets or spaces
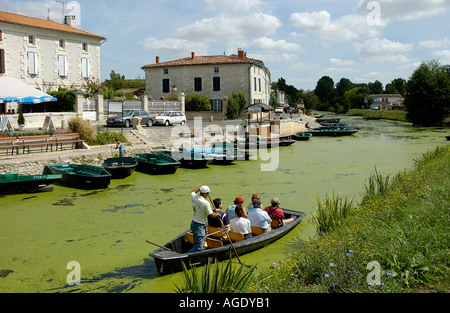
0,49,5,74
27,52,38,75
58,55,68,77
81,58,90,78
213,77,220,91
162,79,170,93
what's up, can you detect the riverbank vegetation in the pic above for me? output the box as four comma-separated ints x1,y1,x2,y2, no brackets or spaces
346,109,408,122
252,145,449,293
176,146,449,293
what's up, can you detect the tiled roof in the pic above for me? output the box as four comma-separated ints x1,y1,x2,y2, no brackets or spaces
0,11,105,40
143,54,263,68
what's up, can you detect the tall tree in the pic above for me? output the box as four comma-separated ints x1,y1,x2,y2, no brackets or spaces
404,60,450,126
314,76,335,103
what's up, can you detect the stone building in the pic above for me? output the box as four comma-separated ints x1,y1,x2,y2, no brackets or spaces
0,10,105,114
141,49,271,113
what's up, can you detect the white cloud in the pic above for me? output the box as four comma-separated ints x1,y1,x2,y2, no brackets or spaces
137,37,209,58
355,0,450,22
249,37,301,52
289,10,382,42
354,38,413,63
419,38,450,49
176,13,281,41
0,0,81,25
329,58,356,67
203,0,271,15
433,50,450,64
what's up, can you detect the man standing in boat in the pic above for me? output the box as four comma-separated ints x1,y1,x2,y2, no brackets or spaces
189,186,221,253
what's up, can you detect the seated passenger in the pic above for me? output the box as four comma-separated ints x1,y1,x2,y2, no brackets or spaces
264,197,294,227
229,205,252,239
247,193,264,213
247,199,272,233
226,196,247,220
207,198,230,231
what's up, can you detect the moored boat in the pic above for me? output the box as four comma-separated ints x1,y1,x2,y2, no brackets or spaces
0,173,62,195
279,138,296,146
156,150,214,169
307,129,358,137
149,209,306,274
103,157,138,178
293,132,312,141
135,153,181,174
43,163,111,189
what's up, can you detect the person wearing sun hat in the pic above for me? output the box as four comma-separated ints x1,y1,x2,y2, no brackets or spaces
225,196,247,220
264,197,294,227
188,185,221,253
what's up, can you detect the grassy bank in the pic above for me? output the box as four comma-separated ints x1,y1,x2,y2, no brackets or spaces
347,109,408,122
250,145,449,293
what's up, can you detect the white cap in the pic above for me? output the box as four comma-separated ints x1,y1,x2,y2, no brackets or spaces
200,185,211,194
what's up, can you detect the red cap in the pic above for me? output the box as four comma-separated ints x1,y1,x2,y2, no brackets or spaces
234,196,244,203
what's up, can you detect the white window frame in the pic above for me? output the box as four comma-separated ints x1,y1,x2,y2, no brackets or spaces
81,57,90,78
27,52,38,75
58,55,68,77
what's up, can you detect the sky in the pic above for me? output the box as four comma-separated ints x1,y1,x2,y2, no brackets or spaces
2,0,450,91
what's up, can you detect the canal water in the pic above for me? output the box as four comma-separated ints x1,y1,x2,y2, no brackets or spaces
0,114,448,293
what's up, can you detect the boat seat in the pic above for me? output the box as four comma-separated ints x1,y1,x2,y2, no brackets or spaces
207,226,223,238
206,237,223,249
185,232,194,245
228,231,245,242
251,226,264,236
271,219,281,229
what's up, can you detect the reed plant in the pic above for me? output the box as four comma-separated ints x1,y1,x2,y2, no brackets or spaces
362,167,392,204
175,257,255,293
311,192,355,234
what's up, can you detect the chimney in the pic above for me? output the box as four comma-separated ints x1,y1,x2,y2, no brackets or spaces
64,15,77,28
191,52,195,59
156,56,160,64
238,48,245,59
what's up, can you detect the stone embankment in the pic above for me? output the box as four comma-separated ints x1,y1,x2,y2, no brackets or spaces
0,117,311,175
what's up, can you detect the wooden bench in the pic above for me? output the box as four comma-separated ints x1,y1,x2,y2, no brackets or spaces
14,135,52,154
51,133,85,151
0,133,85,155
0,137,18,155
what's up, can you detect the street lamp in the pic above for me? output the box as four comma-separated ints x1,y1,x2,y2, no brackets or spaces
171,85,177,101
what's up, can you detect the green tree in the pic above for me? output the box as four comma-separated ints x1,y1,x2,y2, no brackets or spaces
185,94,212,111
297,89,318,111
385,78,407,96
314,76,335,104
368,80,383,94
104,70,126,91
335,78,353,97
226,92,247,119
404,60,450,126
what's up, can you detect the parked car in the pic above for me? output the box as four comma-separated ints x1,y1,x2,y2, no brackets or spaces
107,110,155,127
275,107,284,113
154,111,186,126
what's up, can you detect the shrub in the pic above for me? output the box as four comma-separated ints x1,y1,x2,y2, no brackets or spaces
68,117,97,144
185,94,212,111
90,131,128,146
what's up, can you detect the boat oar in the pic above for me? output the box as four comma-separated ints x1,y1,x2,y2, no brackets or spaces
146,240,172,251
207,194,243,265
